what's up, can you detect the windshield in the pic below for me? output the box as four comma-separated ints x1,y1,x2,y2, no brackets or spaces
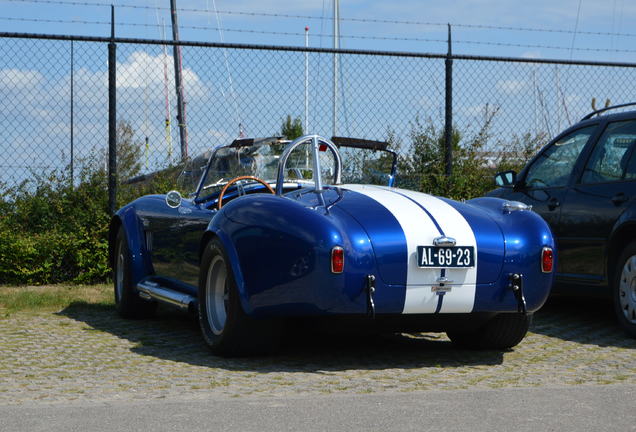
197,139,321,198
206,142,287,185
195,136,395,201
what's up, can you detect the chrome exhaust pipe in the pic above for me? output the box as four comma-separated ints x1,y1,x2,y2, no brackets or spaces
137,281,195,311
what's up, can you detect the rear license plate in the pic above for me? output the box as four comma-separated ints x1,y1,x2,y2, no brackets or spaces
417,246,475,268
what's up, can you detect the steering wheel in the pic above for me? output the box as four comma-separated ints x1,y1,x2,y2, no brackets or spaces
217,176,275,210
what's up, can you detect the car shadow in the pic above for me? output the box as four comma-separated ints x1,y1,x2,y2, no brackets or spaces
57,303,505,371
530,296,636,348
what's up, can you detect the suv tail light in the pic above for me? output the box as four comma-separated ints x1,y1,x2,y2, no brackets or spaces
541,247,553,273
331,246,344,273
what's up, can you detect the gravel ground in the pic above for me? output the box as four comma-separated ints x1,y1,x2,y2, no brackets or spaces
1,297,635,405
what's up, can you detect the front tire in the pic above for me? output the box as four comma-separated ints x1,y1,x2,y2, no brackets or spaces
447,313,532,349
113,227,157,319
198,237,280,356
613,242,636,338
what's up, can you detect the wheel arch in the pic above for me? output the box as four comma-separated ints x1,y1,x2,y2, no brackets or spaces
108,215,123,268
110,205,152,286
607,221,636,285
199,227,251,315
198,230,217,263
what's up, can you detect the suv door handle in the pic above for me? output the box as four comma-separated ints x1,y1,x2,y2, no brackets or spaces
548,197,560,210
611,192,628,205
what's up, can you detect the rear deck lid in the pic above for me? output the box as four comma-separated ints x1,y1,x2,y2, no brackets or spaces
335,185,505,290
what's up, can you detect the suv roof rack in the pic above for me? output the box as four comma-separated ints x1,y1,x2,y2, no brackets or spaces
581,102,636,121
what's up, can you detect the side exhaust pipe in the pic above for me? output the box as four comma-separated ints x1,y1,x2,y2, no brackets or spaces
137,281,195,311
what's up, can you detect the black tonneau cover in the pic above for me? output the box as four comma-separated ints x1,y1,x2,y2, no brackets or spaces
331,136,389,151
229,136,286,148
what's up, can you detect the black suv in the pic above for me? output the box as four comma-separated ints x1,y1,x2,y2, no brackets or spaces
488,103,636,337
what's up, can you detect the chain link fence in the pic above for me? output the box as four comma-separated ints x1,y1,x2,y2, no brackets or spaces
2,33,636,197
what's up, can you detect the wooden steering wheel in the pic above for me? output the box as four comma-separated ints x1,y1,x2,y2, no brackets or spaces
217,176,275,210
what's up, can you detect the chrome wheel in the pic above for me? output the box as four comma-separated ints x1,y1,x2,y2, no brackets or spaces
619,255,636,324
205,255,229,335
115,241,125,302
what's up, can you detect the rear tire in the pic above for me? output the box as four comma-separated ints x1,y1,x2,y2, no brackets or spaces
113,227,157,319
613,241,636,338
447,313,532,349
198,237,280,356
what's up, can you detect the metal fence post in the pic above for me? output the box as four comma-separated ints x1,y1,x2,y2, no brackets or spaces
108,5,117,215
444,24,453,178
70,39,74,188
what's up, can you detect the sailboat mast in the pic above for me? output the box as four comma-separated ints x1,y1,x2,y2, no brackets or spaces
161,19,173,161
305,26,309,134
332,0,339,137
169,0,188,160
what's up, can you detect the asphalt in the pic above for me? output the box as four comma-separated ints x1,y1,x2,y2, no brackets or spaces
2,384,634,432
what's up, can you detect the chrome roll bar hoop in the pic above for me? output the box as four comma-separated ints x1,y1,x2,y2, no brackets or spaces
275,135,342,195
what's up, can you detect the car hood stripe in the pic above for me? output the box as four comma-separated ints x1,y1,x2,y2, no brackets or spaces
340,184,477,314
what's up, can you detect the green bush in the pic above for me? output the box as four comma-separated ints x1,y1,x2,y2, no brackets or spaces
0,168,110,284
0,121,161,285
390,111,546,200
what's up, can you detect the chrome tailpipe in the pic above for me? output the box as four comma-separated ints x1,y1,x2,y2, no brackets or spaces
136,281,195,311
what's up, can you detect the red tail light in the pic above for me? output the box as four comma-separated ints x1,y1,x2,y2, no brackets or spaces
331,246,344,273
541,247,553,273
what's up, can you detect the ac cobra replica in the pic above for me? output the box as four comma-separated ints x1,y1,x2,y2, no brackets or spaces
110,135,555,356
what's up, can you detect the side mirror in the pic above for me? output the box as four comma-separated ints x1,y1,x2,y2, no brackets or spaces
165,190,182,208
494,170,517,187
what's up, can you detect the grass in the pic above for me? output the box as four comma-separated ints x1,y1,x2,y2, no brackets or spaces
0,284,113,315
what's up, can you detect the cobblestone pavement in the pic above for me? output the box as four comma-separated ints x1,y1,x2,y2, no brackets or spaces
1,298,635,405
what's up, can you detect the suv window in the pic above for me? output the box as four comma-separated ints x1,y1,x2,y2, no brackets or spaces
581,120,636,184
525,126,596,188
625,147,636,180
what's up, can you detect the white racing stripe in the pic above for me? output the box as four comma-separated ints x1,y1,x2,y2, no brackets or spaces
377,187,477,313
341,184,477,314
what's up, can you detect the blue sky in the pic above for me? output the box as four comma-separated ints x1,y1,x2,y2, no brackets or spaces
1,0,636,62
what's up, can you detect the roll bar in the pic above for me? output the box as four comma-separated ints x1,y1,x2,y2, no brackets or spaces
331,136,397,187
275,135,343,195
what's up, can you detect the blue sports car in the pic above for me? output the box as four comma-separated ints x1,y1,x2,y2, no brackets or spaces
110,135,555,356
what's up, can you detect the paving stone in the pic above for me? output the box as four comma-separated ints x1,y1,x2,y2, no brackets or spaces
0,299,634,405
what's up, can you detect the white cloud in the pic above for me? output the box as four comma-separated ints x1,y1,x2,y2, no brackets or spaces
461,104,488,117
207,129,231,140
496,79,527,94
0,52,210,107
0,69,43,91
563,94,583,109
461,103,501,118
521,51,542,59
116,51,210,99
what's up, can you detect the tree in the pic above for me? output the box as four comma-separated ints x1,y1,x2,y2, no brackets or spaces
391,107,500,199
116,121,144,181
281,115,304,140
